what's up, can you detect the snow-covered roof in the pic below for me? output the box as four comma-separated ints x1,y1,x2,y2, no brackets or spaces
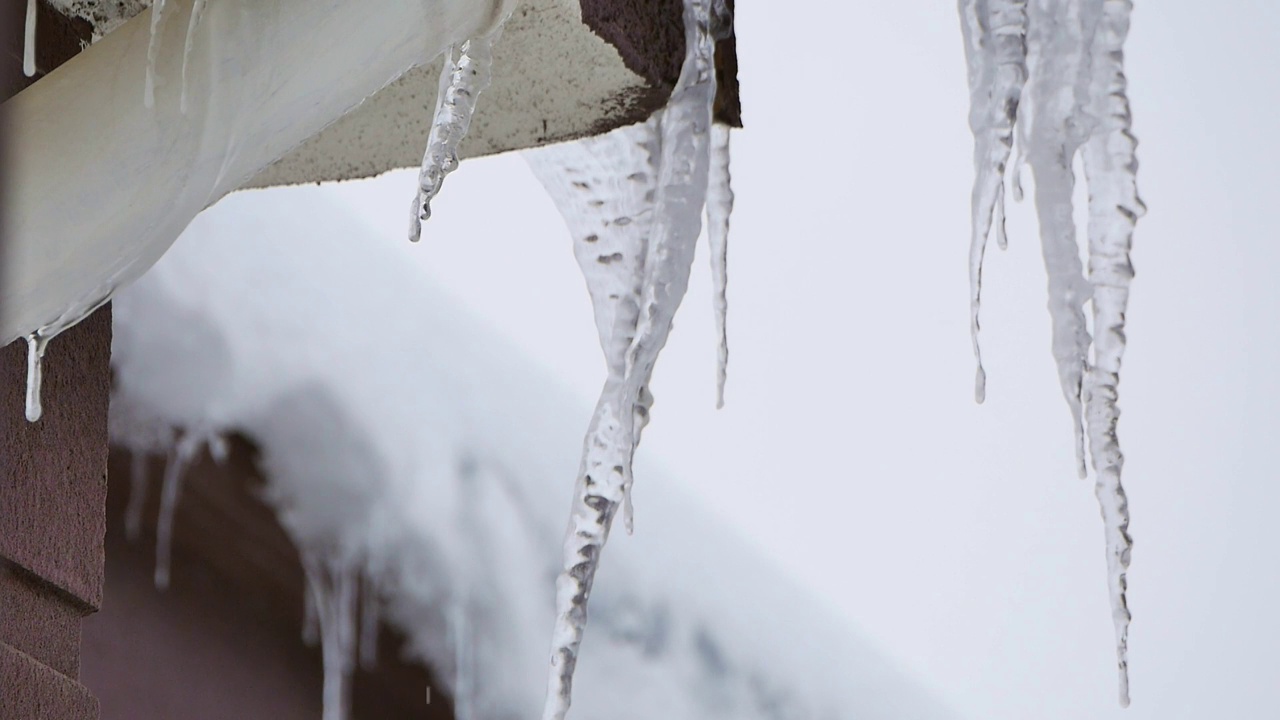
109,185,956,719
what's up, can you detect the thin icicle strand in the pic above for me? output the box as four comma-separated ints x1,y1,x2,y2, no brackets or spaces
358,572,380,669
534,0,718,716
145,0,170,108
153,430,204,590
126,451,150,542
1026,0,1092,478
453,603,475,720
305,554,359,720
23,0,36,77
1081,0,1142,706
706,123,734,408
179,0,208,113
959,0,1029,404
23,334,48,422
408,30,502,242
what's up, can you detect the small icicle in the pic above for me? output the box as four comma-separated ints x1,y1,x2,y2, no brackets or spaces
408,27,504,241
305,555,359,720
154,430,203,590
126,451,150,542
358,571,380,670
23,334,48,422
179,0,208,114
23,0,36,77
531,0,718,716
706,123,734,409
958,0,1029,405
1081,0,1143,706
302,557,321,647
453,603,475,720
145,0,170,108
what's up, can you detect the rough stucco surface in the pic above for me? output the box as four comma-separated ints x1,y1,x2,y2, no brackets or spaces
0,306,110,609
0,644,99,720
0,567,82,677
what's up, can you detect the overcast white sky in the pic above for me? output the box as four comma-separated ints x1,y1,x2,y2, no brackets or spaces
323,2,1280,718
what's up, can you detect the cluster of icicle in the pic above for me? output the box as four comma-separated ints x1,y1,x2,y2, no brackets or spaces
405,0,733,715
300,553,385,720
959,0,1143,706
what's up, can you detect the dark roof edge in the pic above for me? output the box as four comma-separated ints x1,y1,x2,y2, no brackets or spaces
580,0,742,127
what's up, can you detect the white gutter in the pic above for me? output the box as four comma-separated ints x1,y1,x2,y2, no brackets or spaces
1,0,516,344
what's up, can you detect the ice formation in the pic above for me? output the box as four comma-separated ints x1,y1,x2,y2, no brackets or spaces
154,427,226,590
108,185,955,720
23,334,48,422
23,0,36,77
525,0,730,715
180,0,208,113
408,27,504,242
706,123,734,408
302,553,360,720
958,0,1143,705
144,0,169,108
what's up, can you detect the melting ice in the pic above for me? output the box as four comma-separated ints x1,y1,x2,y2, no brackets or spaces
526,0,732,716
958,0,1143,705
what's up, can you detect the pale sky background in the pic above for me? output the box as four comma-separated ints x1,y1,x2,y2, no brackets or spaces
313,2,1278,718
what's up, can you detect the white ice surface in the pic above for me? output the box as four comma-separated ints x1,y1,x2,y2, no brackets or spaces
110,186,955,720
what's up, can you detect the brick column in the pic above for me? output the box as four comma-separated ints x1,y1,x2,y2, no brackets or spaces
2,3,107,719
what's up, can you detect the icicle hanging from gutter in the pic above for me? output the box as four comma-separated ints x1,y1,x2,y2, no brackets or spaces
525,0,732,716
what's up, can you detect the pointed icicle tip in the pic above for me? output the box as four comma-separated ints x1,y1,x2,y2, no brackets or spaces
23,0,36,77
974,364,987,404
24,334,47,422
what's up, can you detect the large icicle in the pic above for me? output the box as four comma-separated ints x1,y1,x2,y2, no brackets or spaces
408,28,503,242
144,0,170,108
706,123,734,408
23,0,36,77
1026,0,1093,478
958,0,1028,403
958,0,1144,705
527,0,719,716
1080,0,1142,706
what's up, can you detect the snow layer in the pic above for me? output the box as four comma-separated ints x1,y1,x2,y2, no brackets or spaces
110,186,956,720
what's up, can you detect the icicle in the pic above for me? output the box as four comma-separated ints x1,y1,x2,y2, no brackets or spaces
706,123,734,409
153,430,203,590
179,0,208,113
1080,0,1142,706
453,602,475,720
1025,0,1092,478
529,0,718,716
126,451,150,542
23,334,48,422
302,556,321,647
959,0,1143,705
304,554,359,720
23,0,36,77
408,26,504,241
145,0,170,108
958,0,1029,404
358,571,380,669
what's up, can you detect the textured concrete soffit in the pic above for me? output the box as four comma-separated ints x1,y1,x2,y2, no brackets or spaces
42,0,740,188
247,0,670,188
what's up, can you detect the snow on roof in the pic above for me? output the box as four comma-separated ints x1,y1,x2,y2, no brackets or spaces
109,184,956,718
